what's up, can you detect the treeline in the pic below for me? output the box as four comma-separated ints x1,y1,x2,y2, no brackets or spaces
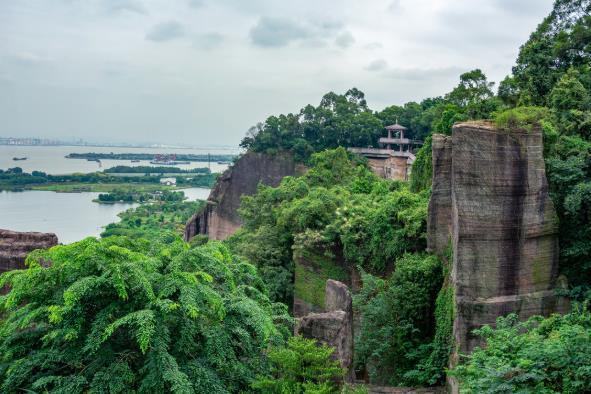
66,152,235,162
240,70,501,161
104,165,210,174
101,198,203,239
96,190,186,204
0,168,218,189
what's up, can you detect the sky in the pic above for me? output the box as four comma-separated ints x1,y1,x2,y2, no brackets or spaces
0,0,554,147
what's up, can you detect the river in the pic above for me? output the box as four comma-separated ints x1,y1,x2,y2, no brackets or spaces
1,145,237,175
0,187,211,244
0,146,221,243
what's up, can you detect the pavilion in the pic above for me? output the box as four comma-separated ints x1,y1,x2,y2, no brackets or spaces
348,122,422,181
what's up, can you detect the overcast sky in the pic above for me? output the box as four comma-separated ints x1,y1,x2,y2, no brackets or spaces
0,0,554,147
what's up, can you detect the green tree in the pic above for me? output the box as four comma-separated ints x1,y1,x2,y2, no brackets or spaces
252,336,343,394
511,0,591,105
353,253,443,386
452,307,591,393
0,238,290,393
445,69,499,119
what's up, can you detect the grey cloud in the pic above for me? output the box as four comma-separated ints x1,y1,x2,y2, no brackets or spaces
13,52,45,65
146,21,185,42
384,66,464,81
249,16,349,48
249,17,311,47
364,42,383,50
188,0,205,8
365,59,388,72
388,0,402,12
493,0,544,15
193,33,224,50
104,0,146,14
335,31,355,48
316,20,344,32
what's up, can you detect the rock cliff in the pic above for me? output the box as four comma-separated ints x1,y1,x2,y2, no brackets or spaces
184,151,300,241
0,229,58,273
296,279,355,383
427,122,568,354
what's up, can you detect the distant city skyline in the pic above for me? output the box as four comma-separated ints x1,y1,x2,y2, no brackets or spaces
0,0,554,146
0,136,237,149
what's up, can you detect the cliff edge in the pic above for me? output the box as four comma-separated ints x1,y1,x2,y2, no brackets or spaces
428,122,568,354
184,151,300,241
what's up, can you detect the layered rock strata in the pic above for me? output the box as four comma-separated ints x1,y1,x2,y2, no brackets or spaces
0,229,58,273
427,122,568,354
296,279,355,383
184,151,299,241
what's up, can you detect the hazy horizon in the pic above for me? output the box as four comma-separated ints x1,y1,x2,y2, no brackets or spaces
1,0,554,147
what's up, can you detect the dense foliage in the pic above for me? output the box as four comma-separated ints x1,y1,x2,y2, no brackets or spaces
452,307,591,393
252,336,343,393
508,0,590,106
227,148,448,386
353,254,444,386
0,168,217,190
101,199,202,240
227,148,429,305
97,190,186,204
0,238,290,393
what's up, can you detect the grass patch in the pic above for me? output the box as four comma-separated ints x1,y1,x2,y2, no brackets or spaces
493,106,551,132
294,248,348,309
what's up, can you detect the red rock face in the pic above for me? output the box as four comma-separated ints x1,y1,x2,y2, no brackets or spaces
184,151,300,241
428,122,568,355
0,229,58,273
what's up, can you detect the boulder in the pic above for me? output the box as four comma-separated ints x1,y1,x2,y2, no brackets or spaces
0,229,58,273
184,151,300,241
325,279,353,314
296,280,354,383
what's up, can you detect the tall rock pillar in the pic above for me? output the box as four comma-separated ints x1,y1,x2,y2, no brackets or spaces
428,122,568,355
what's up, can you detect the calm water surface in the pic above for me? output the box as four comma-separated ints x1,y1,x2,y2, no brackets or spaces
1,145,236,174
0,187,211,244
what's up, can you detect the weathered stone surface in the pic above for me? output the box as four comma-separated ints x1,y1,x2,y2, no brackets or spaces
366,156,410,181
427,122,568,355
184,151,300,241
427,134,452,256
296,280,354,383
0,229,58,273
325,279,353,314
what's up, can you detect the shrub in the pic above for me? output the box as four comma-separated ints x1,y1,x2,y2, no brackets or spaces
252,336,343,394
452,306,591,393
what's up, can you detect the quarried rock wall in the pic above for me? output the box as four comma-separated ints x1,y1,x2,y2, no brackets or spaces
427,122,568,354
0,229,58,273
184,151,299,241
296,279,355,383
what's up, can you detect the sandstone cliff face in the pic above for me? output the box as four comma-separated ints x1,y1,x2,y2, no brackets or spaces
296,280,355,383
428,122,568,354
184,151,299,241
0,229,58,273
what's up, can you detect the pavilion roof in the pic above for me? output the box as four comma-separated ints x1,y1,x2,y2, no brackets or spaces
385,123,407,131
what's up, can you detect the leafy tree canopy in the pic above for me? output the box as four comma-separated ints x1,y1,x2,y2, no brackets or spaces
252,336,343,394
452,306,591,393
0,237,290,393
